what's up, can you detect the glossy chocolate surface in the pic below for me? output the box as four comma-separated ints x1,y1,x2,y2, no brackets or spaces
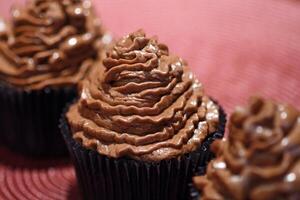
193,97,300,200
0,0,110,89
66,30,220,162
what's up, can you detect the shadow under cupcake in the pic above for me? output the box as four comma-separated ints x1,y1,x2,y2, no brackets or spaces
0,0,111,157
61,30,226,200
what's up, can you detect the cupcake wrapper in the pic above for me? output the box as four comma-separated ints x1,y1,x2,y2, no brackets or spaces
0,83,76,157
189,183,201,200
60,102,226,200
188,100,226,200
189,165,207,200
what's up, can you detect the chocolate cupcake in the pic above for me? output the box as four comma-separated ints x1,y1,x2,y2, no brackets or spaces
192,97,300,200
61,30,226,200
0,0,111,156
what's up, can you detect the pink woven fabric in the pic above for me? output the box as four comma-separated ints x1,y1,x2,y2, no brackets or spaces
2,0,300,113
0,0,299,199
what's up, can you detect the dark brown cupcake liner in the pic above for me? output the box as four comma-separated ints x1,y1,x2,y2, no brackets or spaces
188,103,226,200
0,82,76,157
60,102,226,200
189,166,206,200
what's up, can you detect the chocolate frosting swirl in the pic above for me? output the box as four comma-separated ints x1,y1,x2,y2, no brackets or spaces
193,97,300,200
66,30,220,162
0,0,110,89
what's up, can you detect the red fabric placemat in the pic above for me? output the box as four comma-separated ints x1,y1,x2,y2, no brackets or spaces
0,0,300,199
0,148,79,200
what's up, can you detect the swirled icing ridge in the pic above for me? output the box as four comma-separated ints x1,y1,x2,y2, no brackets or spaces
66,30,220,162
0,0,109,89
193,97,300,200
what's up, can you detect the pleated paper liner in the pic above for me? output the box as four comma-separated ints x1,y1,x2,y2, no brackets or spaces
60,102,226,200
190,187,200,200
188,136,222,200
189,165,208,200
0,82,76,157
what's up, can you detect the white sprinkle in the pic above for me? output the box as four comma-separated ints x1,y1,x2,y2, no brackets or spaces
197,121,207,130
235,106,245,113
102,34,112,44
281,138,289,146
83,33,92,40
281,112,287,120
278,105,285,111
74,7,83,15
256,126,264,134
27,59,34,67
190,100,197,106
0,20,5,32
81,90,87,99
193,129,200,135
206,100,214,108
155,148,165,155
52,52,60,60
147,44,157,51
176,61,182,66
83,121,90,127
171,64,177,71
192,81,202,89
12,9,20,18
213,162,226,169
171,61,182,71
206,112,217,120
83,0,92,9
68,37,78,46
285,173,296,183
231,175,241,182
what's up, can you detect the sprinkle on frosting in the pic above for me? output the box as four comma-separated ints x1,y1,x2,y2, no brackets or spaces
0,0,110,90
66,30,221,162
193,97,300,200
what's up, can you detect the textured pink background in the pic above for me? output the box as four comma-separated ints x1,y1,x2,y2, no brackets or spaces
1,0,300,113
0,0,300,199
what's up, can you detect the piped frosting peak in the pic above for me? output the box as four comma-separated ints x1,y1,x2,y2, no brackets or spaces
193,97,300,200
0,0,109,89
66,30,220,161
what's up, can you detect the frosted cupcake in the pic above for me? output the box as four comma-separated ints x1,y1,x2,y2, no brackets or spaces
61,30,226,200
0,0,111,156
192,97,300,200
